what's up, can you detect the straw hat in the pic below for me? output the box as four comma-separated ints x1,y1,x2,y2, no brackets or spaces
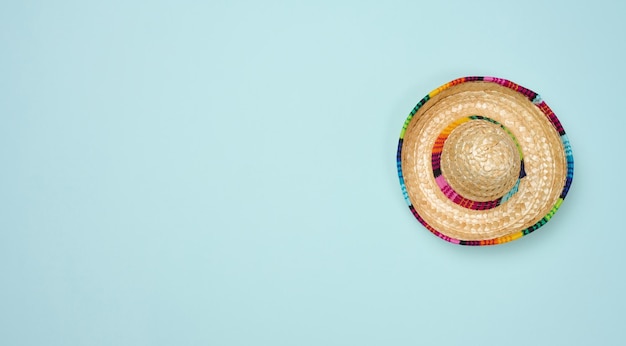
397,76,574,245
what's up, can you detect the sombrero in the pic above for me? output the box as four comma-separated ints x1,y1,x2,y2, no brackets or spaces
397,76,574,245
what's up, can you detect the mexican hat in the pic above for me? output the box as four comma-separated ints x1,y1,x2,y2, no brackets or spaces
397,76,574,245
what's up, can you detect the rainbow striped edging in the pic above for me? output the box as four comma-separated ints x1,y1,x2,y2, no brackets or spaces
396,76,574,246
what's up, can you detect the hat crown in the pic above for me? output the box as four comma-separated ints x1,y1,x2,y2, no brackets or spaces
441,120,521,202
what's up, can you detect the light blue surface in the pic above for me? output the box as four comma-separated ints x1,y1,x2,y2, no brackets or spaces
2,1,625,345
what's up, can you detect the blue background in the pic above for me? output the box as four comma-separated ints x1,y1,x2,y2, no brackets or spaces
2,1,625,345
